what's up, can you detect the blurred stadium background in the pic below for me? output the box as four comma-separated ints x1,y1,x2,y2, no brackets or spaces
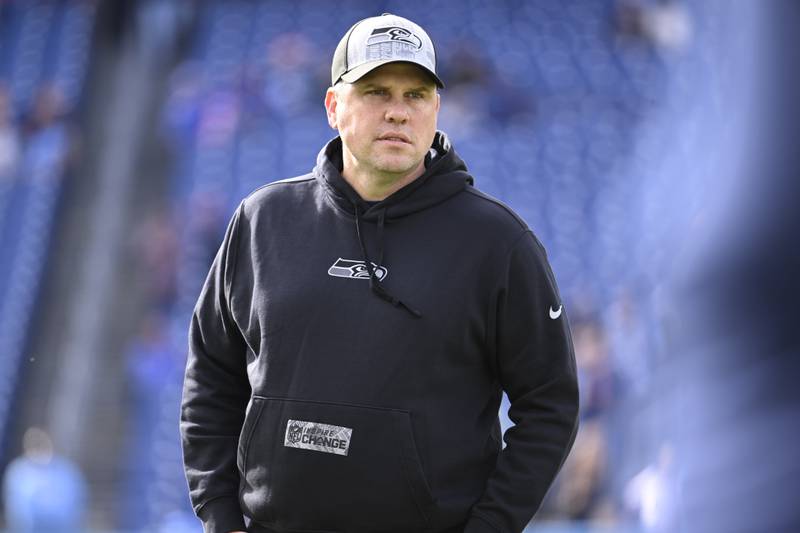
0,0,798,532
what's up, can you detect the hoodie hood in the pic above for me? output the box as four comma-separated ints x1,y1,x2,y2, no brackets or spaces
312,131,473,317
313,130,473,221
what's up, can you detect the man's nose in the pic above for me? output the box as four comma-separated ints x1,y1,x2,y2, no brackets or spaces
384,100,409,124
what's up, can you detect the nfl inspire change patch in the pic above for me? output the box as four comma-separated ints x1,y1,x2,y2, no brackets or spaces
284,419,353,456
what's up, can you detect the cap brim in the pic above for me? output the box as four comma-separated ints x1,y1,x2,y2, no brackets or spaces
340,60,444,89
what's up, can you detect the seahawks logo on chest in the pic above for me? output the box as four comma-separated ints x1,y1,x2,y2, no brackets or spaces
328,258,388,281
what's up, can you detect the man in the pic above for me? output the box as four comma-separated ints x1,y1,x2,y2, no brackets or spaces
181,13,578,533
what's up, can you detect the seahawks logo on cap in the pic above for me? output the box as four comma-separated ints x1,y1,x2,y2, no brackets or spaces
367,27,423,50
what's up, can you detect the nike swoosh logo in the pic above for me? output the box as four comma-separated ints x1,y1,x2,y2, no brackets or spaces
549,305,563,319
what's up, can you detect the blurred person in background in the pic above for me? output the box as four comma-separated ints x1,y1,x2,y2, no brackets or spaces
132,209,179,311
186,189,227,271
2,427,87,533
122,311,183,530
623,442,679,532
0,83,20,184
262,32,321,117
614,0,692,51
181,13,578,533
551,317,616,522
554,421,609,522
161,61,202,155
19,83,74,180
572,319,615,422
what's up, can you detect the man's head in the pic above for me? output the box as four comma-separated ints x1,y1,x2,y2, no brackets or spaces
325,14,443,198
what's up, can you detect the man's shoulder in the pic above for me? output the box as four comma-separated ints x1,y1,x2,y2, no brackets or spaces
455,185,530,233
455,186,550,260
241,173,316,212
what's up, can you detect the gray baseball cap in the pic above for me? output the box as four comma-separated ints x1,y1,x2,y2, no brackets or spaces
331,13,444,88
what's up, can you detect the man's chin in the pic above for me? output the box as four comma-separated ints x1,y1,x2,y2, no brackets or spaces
373,157,423,177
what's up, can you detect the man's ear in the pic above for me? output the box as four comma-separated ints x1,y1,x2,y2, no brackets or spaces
324,87,338,130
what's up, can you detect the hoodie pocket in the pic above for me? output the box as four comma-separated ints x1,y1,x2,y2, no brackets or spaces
239,396,435,532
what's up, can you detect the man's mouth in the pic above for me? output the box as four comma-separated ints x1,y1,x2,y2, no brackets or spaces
377,133,411,144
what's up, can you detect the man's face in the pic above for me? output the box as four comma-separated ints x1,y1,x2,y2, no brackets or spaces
325,62,440,182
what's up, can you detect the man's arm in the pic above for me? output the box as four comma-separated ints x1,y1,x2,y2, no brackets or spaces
465,231,579,533
180,204,251,533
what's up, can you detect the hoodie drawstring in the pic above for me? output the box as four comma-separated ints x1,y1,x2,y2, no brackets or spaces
354,205,422,318
375,208,386,267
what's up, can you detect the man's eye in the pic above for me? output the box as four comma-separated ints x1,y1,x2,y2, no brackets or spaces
407,92,424,99
367,89,387,96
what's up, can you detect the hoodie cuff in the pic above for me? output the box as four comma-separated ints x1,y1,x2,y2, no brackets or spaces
463,514,501,533
197,495,246,533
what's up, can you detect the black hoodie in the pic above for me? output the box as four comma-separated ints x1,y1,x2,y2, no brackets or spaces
181,132,579,533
